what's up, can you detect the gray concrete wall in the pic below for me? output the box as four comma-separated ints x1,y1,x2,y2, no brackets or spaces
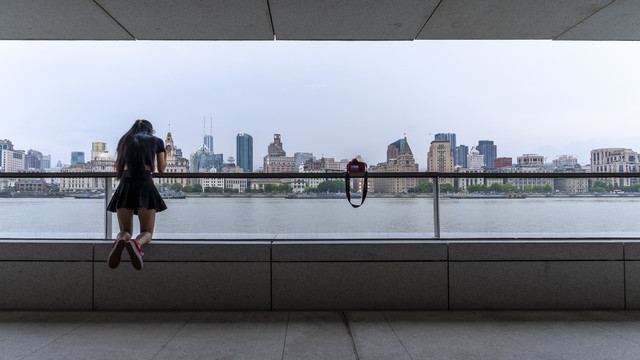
0,239,637,310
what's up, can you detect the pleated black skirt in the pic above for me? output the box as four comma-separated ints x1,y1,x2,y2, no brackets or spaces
107,173,167,215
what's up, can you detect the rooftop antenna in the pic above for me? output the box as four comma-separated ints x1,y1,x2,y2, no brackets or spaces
203,117,205,137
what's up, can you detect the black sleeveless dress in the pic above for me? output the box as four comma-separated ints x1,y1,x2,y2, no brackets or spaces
107,136,167,215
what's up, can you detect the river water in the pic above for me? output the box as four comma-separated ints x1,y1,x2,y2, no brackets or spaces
1,196,639,239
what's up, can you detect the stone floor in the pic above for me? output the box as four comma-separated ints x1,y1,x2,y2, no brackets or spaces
3,311,640,359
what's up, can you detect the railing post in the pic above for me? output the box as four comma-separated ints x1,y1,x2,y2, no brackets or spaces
104,176,113,240
433,176,440,239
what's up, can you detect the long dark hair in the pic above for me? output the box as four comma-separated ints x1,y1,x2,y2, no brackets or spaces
115,119,156,179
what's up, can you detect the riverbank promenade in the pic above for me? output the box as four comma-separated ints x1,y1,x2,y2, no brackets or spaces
4,310,640,359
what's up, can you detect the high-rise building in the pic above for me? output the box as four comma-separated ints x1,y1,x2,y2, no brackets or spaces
0,139,14,150
71,151,85,165
203,135,214,154
477,140,497,169
236,133,254,173
91,142,107,161
0,148,25,172
387,138,405,162
294,152,314,171
41,155,51,170
264,134,296,173
427,140,454,186
455,145,469,168
372,137,420,192
24,149,43,170
434,133,457,165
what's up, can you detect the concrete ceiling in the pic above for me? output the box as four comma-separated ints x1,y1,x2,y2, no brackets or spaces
1,0,638,41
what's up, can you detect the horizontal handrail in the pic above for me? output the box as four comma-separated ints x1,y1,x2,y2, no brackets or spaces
0,171,638,179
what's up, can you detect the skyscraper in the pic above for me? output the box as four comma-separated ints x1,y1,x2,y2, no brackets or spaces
477,140,497,169
372,137,419,193
434,133,456,147
294,152,314,170
236,133,253,173
24,149,43,170
71,151,85,165
91,142,106,161
0,139,13,150
203,135,214,153
427,140,454,186
387,138,405,162
455,145,469,168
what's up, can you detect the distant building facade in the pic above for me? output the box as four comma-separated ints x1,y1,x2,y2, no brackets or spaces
553,155,578,169
477,140,497,169
455,145,469,168
455,168,484,191
554,164,589,193
517,154,545,167
91,142,107,161
591,148,640,187
263,134,296,173
294,152,314,171
0,148,25,172
467,147,484,169
372,137,419,193
434,133,458,165
236,133,253,173
71,151,85,165
15,179,48,192
60,153,116,192
24,149,43,170
387,138,405,162
155,132,190,187
494,157,512,169
427,140,454,186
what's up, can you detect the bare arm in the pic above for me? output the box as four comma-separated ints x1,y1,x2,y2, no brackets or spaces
156,150,167,173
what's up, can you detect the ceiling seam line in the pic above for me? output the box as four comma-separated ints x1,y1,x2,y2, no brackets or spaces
413,0,445,40
553,0,618,40
267,0,276,40
92,0,136,40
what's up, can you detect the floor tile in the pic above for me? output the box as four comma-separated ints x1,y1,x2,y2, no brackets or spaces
154,312,288,360
282,312,357,360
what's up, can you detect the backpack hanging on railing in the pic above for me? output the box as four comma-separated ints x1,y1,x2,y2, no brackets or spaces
345,158,368,208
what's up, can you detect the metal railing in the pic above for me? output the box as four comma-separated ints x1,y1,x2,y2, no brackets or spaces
1,171,638,240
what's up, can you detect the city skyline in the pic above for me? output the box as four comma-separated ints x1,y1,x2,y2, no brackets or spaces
2,40,640,169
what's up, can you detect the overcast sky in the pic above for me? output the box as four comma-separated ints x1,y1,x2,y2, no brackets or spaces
1,40,640,170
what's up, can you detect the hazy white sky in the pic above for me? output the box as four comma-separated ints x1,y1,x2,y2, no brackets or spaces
1,40,640,170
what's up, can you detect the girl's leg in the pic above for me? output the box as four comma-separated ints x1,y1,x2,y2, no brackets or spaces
109,209,135,269
136,207,156,247
125,208,155,270
116,208,135,238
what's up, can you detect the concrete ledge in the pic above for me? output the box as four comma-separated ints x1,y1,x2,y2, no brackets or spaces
623,241,640,260
94,262,271,310
450,261,625,309
0,262,93,310
0,240,636,310
449,241,623,261
94,241,271,262
273,241,447,261
0,241,94,261
273,262,447,310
